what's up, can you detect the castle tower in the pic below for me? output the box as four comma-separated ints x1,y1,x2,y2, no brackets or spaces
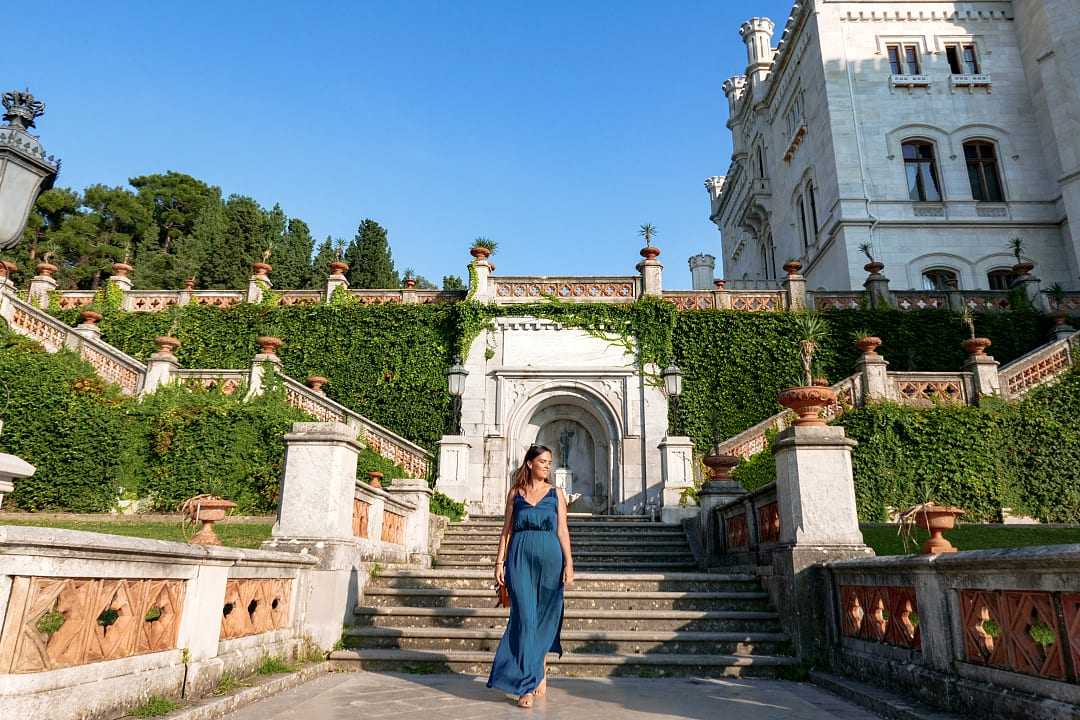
689,253,716,290
739,17,775,87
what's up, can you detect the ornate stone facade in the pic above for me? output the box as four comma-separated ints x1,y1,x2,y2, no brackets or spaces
708,1,1080,292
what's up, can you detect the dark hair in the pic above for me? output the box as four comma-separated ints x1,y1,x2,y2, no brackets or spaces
511,444,552,493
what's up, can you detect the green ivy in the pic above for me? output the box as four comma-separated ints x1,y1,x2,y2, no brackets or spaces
431,490,466,522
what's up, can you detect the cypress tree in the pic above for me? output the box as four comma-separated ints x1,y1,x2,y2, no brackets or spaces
307,235,338,288
345,219,398,288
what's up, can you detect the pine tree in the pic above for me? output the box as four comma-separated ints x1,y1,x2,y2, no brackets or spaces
272,216,314,289
442,275,465,291
345,219,398,288
307,235,338,288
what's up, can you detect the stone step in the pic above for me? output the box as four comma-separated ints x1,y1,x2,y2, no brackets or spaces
437,549,692,561
342,625,789,655
434,559,700,570
361,587,770,611
330,648,798,678
353,606,781,633
369,568,762,593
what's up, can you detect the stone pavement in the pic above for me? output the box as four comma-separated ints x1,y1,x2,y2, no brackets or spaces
225,671,882,719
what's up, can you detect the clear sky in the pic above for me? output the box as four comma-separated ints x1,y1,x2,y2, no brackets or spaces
11,1,794,287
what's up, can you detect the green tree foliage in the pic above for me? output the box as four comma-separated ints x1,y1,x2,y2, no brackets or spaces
442,275,465,291
307,236,338,288
345,219,398,288
274,217,315,290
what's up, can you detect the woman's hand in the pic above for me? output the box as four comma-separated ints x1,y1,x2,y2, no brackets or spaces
495,561,506,587
562,563,574,589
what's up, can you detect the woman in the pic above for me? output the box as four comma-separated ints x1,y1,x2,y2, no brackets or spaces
487,444,574,708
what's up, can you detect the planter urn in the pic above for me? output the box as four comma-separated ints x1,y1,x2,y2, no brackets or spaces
403,277,417,288
252,262,272,278
783,260,802,276
78,310,102,326
183,495,237,546
864,261,885,275
777,386,838,427
639,245,661,261
111,262,133,277
1012,261,1035,277
153,336,180,356
906,503,964,555
469,246,491,260
713,279,726,290
35,262,57,277
702,453,739,482
329,261,349,276
306,375,328,394
183,277,196,291
256,336,284,356
368,471,384,489
962,337,992,356
855,336,882,355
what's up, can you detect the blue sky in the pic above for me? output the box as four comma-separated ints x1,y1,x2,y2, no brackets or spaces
12,1,793,286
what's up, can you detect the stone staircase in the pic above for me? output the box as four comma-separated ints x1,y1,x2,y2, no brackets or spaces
331,515,798,678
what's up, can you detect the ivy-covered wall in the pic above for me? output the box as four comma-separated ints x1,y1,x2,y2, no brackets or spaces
732,366,1080,523
54,301,1056,458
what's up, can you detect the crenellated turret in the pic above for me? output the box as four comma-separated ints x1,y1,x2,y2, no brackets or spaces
722,75,747,121
739,17,775,86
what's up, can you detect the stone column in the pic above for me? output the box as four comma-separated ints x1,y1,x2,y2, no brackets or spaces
712,280,732,310
0,453,34,509
109,262,134,293
178,277,195,306
469,257,494,302
637,247,663,297
659,436,696,523
325,261,349,302
247,262,272,304
963,341,1002,400
781,261,807,310
435,435,472,504
387,478,433,566
142,337,181,395
28,263,57,309
862,263,893,308
697,454,745,561
855,338,891,402
274,422,363,541
770,424,873,662
402,279,419,304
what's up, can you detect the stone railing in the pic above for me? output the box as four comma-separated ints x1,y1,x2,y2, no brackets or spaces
663,289,788,311
0,525,319,719
714,482,781,564
889,371,972,405
999,333,1080,400
348,479,427,563
492,276,639,303
811,291,866,311
5,294,146,395
176,368,249,396
825,546,1080,719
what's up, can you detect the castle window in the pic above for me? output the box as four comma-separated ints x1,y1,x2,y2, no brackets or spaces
756,145,766,178
987,268,1016,290
797,197,809,251
922,268,959,291
964,141,1004,202
807,181,818,231
887,44,921,75
946,44,980,74
902,140,942,202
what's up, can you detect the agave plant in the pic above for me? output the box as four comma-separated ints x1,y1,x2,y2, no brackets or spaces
959,305,976,340
858,242,875,264
639,223,657,247
792,311,828,386
472,237,497,254
1010,237,1025,264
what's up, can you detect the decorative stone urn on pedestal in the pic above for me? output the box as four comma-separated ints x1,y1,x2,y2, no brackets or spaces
182,495,237,546
368,471,384,489
855,336,882,355
903,502,964,555
962,337,992,356
778,386,837,427
256,336,283,357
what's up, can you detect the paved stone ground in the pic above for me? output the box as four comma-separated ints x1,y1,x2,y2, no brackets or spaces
225,671,882,719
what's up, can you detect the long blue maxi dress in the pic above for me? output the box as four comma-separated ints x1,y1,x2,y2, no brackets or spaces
487,486,565,696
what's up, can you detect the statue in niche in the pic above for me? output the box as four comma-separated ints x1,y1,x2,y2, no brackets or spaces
555,427,582,505
558,428,575,469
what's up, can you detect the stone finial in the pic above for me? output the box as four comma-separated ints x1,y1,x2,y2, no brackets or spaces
739,16,775,39
2,90,45,131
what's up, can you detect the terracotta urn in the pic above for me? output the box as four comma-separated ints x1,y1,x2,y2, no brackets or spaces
329,261,349,276
783,260,803,276
777,386,838,427
962,337,992,356
906,503,964,555
639,246,661,261
79,310,103,326
182,495,237,546
154,336,180,355
111,262,133,277
306,375,328,394
855,336,882,355
864,261,885,275
1012,261,1035,276
713,279,726,290
184,277,196,291
702,453,739,481
1054,310,1069,327
469,246,491,260
35,262,57,277
403,277,417,288
368,471,384,489
252,262,272,278
256,336,284,356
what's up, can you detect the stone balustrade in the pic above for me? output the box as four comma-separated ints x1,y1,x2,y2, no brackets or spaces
0,525,319,719
714,482,782,565
999,333,1080,400
826,546,1080,719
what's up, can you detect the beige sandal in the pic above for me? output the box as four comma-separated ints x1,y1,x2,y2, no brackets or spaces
534,677,547,697
517,693,534,708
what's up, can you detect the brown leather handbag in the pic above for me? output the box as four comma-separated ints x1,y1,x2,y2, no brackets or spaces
496,582,511,608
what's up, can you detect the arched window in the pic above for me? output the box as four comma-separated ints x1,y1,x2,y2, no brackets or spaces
987,268,1017,290
902,140,942,202
760,242,770,279
807,181,819,232
922,268,959,291
756,145,766,178
964,141,1004,202
797,196,809,250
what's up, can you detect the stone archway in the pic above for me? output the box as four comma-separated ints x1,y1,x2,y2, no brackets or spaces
505,386,621,514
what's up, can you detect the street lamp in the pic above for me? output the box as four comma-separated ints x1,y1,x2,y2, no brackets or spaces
0,90,59,250
662,364,683,436
446,358,468,435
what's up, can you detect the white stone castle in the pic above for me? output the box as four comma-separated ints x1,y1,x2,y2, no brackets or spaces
701,0,1080,292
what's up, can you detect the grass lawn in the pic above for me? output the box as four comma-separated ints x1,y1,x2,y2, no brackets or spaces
862,524,1080,556
0,517,273,548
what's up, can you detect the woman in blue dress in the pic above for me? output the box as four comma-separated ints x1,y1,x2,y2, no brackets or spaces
487,444,574,708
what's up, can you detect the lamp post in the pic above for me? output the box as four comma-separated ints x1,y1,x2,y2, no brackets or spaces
446,358,468,435
0,90,59,250
662,364,683,436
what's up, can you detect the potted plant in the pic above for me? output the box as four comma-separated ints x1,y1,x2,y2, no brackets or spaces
153,335,180,357
256,335,284,356
35,251,57,277
403,268,417,288
78,309,103,326
639,223,661,260
853,329,882,356
306,375,328,394
180,494,237,546
959,306,992,356
1047,283,1069,325
899,502,964,555
782,258,803,276
1010,237,1034,276
253,246,273,277
859,242,883,275
470,237,497,260
368,471,384,489
777,311,836,426
183,276,196,291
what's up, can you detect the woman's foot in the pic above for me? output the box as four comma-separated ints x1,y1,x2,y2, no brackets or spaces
517,693,534,708
534,677,547,697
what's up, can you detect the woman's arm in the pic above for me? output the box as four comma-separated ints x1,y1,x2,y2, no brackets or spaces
494,489,515,587
556,488,574,588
